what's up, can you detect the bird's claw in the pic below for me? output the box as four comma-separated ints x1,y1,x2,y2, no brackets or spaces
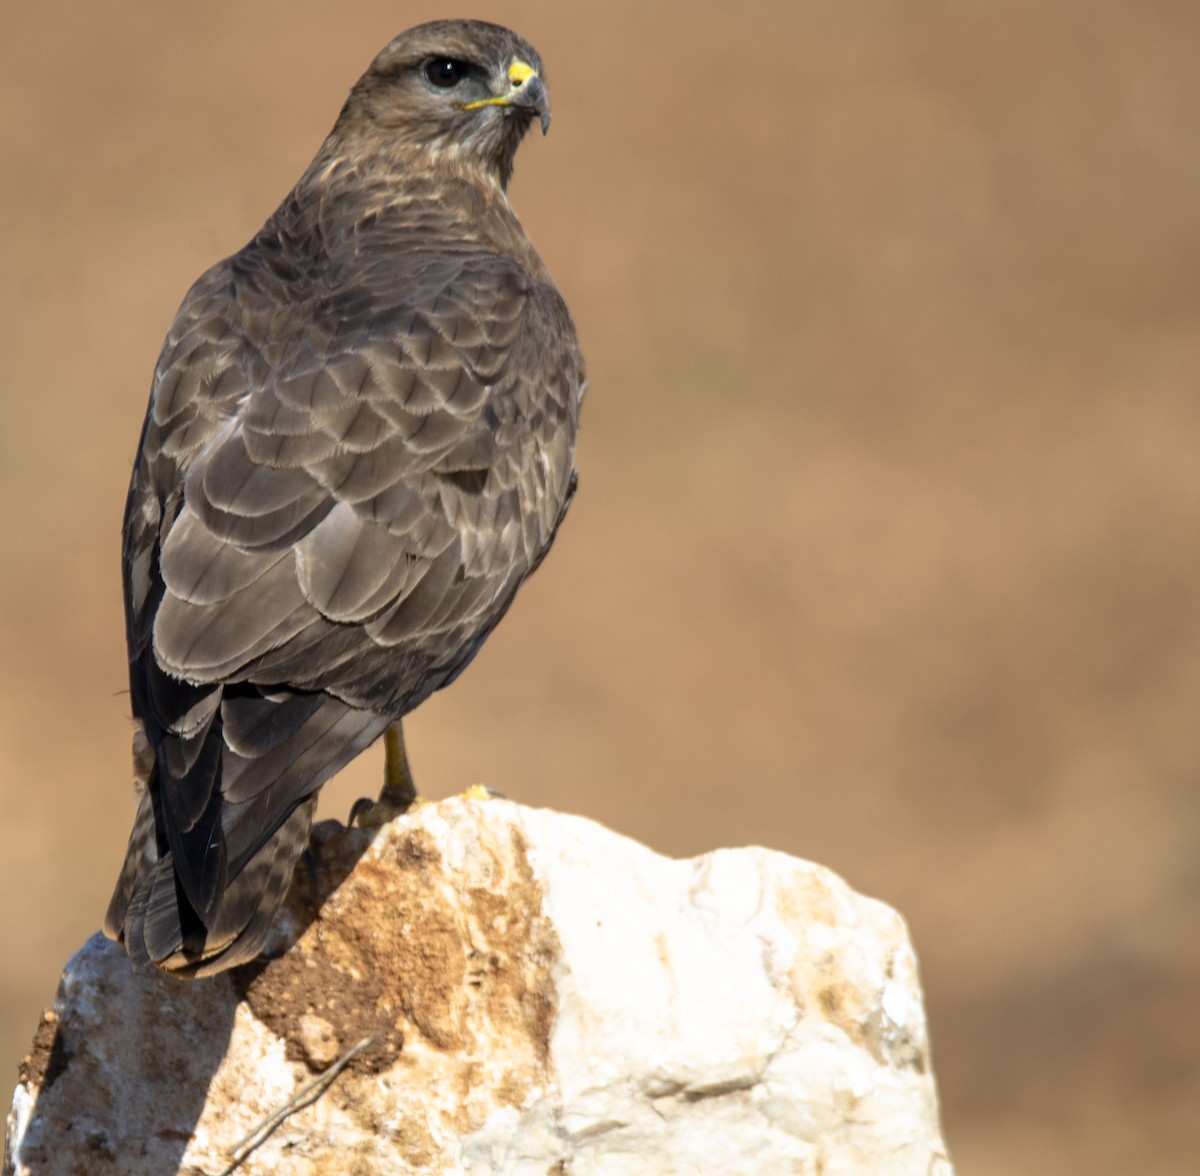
349,792,426,830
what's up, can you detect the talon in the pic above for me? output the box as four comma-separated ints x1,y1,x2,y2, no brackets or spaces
350,792,430,829
349,796,381,828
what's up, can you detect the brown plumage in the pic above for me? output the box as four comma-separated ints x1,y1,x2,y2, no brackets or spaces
103,20,583,976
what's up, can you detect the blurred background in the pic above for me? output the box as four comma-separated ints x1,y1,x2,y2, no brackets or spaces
2,1,1198,1171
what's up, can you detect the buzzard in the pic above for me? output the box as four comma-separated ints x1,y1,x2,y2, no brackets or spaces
103,21,583,976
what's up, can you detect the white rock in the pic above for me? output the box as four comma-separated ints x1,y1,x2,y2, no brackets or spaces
4,797,953,1175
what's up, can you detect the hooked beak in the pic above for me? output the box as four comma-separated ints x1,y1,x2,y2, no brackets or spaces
511,72,552,135
459,60,552,134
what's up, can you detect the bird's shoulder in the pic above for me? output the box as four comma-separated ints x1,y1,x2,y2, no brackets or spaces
137,192,577,490
126,167,582,693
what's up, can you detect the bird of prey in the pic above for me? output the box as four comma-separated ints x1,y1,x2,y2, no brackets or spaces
103,20,583,976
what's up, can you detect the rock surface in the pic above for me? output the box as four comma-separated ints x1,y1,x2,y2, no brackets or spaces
5,797,953,1175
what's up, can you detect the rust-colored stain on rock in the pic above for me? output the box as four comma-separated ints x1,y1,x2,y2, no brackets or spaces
235,804,560,1154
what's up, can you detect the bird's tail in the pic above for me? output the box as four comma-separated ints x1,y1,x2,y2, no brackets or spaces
104,687,391,976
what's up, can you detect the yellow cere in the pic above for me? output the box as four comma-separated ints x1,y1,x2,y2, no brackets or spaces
459,60,539,111
507,60,537,87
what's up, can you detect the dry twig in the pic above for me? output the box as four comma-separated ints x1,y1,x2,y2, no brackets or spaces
214,1035,378,1175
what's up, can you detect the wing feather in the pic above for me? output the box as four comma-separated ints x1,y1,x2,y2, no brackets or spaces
112,177,584,975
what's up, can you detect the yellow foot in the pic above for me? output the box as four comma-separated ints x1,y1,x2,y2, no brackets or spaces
349,791,428,829
349,721,423,828
461,783,507,802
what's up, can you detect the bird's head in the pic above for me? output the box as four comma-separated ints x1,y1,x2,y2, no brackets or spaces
338,20,551,189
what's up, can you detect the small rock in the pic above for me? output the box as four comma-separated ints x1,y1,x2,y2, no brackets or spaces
296,1014,340,1070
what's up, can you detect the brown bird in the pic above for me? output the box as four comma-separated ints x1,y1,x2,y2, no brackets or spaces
103,20,583,976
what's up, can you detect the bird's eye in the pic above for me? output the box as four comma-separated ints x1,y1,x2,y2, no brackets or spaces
425,59,469,88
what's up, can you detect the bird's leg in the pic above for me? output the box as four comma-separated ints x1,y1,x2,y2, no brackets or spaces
380,721,418,808
350,721,421,828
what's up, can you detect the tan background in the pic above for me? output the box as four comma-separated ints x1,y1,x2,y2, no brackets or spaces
2,1,1198,1171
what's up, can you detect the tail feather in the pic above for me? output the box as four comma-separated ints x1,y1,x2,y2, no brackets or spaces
105,687,391,975
103,778,156,944
122,795,317,975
